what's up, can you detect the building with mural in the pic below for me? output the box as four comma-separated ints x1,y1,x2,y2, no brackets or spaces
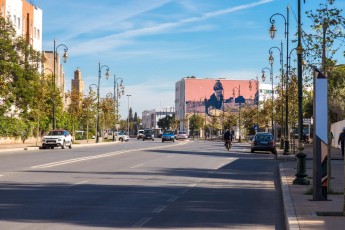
175,77,278,137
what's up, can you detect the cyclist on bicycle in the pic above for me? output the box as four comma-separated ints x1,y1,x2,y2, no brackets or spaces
224,129,232,146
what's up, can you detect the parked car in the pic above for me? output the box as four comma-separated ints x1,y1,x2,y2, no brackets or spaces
251,132,277,154
137,130,144,139
114,132,130,142
176,131,188,140
162,130,175,142
42,130,73,149
143,129,154,141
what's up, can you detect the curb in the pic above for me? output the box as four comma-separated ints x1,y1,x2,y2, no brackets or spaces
279,163,300,230
0,140,121,153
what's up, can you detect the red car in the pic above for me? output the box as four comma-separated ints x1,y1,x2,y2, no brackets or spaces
251,132,277,154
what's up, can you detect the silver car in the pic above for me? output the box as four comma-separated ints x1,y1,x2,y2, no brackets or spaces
176,131,188,140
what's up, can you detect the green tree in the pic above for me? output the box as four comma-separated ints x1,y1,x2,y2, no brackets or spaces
189,114,204,138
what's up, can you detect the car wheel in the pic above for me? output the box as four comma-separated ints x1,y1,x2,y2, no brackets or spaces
173,139,175,142
152,139,154,141
143,138,145,141
51,147,54,149
251,149,254,153
69,142,72,149
62,141,66,149
42,144,46,149
119,138,123,142
272,149,277,155
162,139,164,142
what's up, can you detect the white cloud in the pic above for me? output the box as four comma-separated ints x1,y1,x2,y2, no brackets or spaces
67,0,274,56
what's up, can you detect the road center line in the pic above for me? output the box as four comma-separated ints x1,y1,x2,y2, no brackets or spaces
167,195,179,202
132,217,152,228
31,142,188,169
152,205,166,213
130,164,144,169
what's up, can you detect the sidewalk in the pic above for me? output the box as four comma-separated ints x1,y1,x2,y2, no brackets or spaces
279,144,345,230
0,139,113,153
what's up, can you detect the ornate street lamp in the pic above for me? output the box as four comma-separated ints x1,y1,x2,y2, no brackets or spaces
232,86,241,142
126,95,132,136
262,67,274,138
114,75,125,133
53,39,68,130
249,77,259,131
269,43,284,145
95,63,110,143
293,0,311,185
269,5,290,154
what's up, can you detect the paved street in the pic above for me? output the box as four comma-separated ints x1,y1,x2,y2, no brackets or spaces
0,140,285,229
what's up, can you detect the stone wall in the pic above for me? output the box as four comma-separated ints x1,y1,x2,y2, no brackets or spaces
0,137,40,144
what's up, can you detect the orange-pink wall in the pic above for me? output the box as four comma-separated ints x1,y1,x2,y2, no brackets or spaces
185,78,259,101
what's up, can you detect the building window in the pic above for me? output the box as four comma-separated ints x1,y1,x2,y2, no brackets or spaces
34,27,36,37
13,15,16,26
37,29,40,39
17,18,20,29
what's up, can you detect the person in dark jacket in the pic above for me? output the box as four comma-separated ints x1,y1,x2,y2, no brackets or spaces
338,127,345,158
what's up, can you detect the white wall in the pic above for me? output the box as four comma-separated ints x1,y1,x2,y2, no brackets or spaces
331,120,345,148
5,0,22,36
33,6,42,52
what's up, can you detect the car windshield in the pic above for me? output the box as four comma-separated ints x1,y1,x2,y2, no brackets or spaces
179,132,186,134
255,134,273,141
164,131,174,135
144,130,152,134
48,131,64,136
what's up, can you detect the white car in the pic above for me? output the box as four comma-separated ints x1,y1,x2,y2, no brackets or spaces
42,130,73,149
114,132,130,142
137,130,144,139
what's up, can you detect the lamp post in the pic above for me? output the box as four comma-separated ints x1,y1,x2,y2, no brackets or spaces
114,75,125,135
53,39,68,130
126,95,132,135
249,77,259,131
262,67,274,139
232,85,241,142
269,5,290,153
96,62,110,143
269,43,284,143
293,0,313,185
89,83,98,140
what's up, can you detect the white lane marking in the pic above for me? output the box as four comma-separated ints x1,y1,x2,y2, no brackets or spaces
0,175,3,177
166,155,175,158
152,205,166,213
74,180,89,185
31,142,188,169
132,217,152,228
167,195,179,202
178,189,189,195
67,180,89,187
189,183,196,188
130,164,144,169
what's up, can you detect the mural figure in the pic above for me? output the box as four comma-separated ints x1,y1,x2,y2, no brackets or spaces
206,80,224,116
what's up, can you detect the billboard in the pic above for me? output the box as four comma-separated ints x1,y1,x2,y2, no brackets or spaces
184,78,258,116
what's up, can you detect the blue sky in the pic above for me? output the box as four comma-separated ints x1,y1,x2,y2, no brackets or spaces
33,0,344,118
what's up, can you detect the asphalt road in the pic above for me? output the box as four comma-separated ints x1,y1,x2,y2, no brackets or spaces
0,139,285,229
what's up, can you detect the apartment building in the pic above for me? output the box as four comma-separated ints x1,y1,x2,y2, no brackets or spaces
0,0,42,51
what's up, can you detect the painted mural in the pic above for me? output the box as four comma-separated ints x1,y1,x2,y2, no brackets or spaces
184,79,259,116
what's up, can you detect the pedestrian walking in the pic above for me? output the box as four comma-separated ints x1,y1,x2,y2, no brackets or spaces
338,127,345,158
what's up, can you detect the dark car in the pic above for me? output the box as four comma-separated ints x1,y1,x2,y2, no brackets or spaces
162,130,175,142
251,132,277,154
143,129,154,141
